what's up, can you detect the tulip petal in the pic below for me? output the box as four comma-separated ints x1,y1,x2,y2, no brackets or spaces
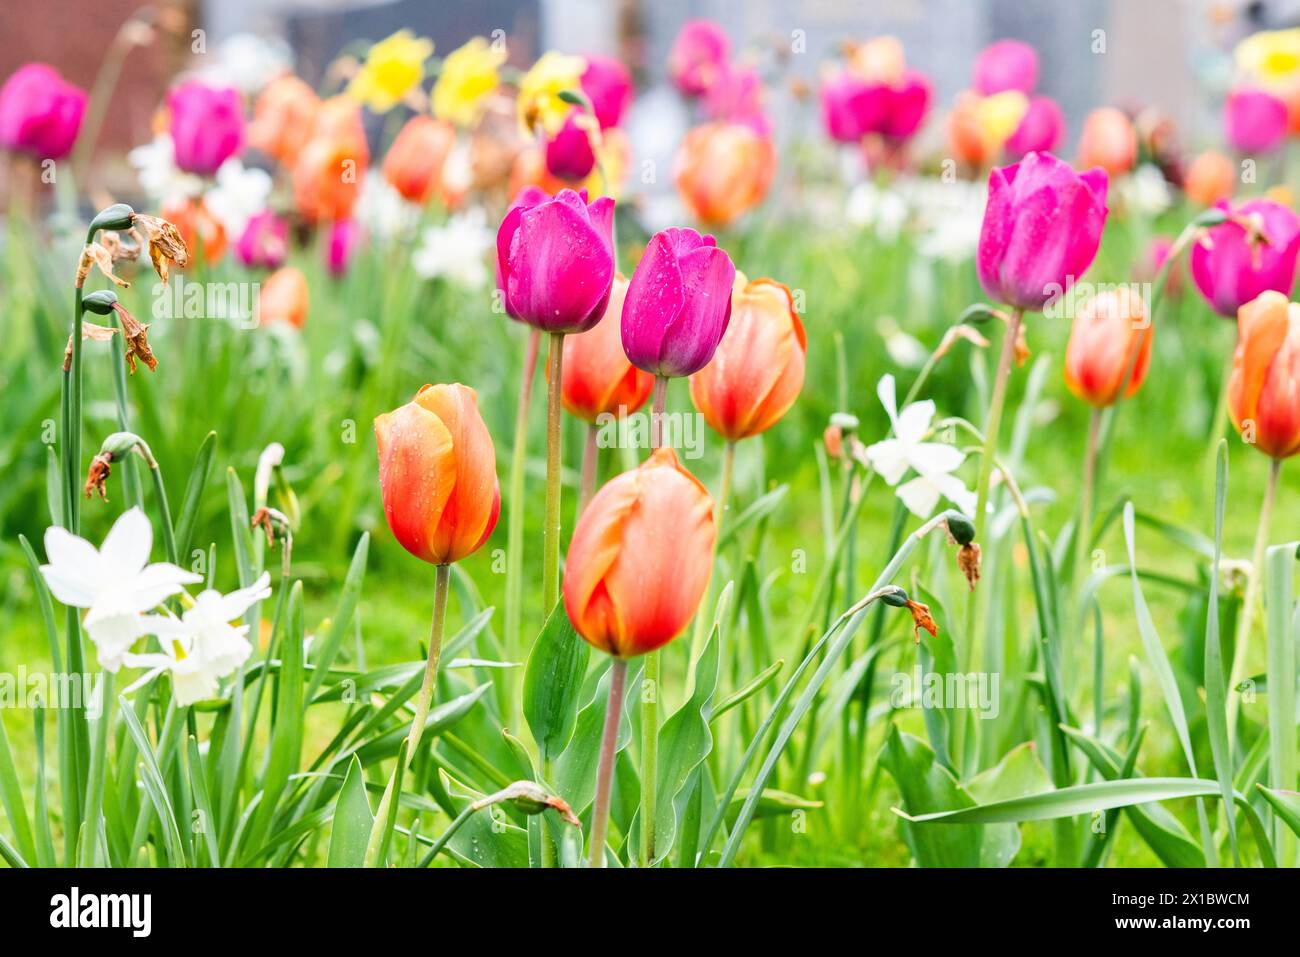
655,243,735,377
508,197,614,332
375,400,456,564
414,384,499,562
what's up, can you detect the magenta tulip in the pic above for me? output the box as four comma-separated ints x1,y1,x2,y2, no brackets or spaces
621,227,735,377
668,20,730,97
1189,198,1300,317
580,55,633,129
703,62,770,134
973,39,1038,95
977,151,1109,311
1224,86,1288,154
821,71,882,143
1005,95,1064,158
0,63,86,160
168,81,244,175
880,71,931,140
496,188,615,333
545,113,596,181
236,211,288,269
326,219,363,277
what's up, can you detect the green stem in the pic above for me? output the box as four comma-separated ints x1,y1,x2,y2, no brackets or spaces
640,649,660,865
972,307,1023,535
418,803,476,868
542,333,565,611
651,375,668,450
148,464,180,567
77,671,113,867
365,563,451,866
717,440,736,522
1228,458,1282,741
588,658,627,867
504,329,540,725
579,422,599,514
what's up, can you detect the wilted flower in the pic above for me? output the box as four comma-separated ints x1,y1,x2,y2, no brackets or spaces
132,212,192,285
432,36,506,127
348,29,434,113
0,62,86,160
39,508,201,671
864,374,975,518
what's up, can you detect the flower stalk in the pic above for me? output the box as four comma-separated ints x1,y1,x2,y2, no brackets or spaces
588,658,627,867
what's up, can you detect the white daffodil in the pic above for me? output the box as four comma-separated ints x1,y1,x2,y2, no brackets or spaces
125,572,271,706
411,207,494,289
204,159,273,240
865,374,976,519
39,508,202,671
128,134,202,205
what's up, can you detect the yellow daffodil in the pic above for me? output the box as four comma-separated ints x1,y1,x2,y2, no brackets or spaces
1236,28,1300,86
349,29,435,113
978,90,1029,150
432,37,506,127
517,51,587,136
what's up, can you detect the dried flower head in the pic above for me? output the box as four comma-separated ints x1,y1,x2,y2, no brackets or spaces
64,322,118,371
133,213,191,285
957,542,981,591
904,598,938,642
112,303,157,373
84,451,113,501
77,243,130,289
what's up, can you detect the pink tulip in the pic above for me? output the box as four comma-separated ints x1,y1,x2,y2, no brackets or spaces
1189,198,1300,317
821,71,883,143
580,55,633,129
168,81,244,175
496,187,615,333
326,219,363,277
669,20,730,97
977,151,1109,311
621,227,735,378
1225,86,1288,154
545,113,596,181
703,62,770,135
880,70,931,140
0,63,86,160
973,39,1038,95
236,211,288,269
1005,95,1064,158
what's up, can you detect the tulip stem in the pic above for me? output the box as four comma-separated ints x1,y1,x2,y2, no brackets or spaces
972,308,1023,535
640,649,660,865
588,657,627,867
1073,408,1102,593
1227,457,1282,742
718,441,736,523
579,423,600,514
504,329,540,719
543,333,565,612
651,375,669,450
365,562,451,866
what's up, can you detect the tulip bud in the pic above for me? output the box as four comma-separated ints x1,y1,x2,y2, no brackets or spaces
383,115,458,205
495,187,615,333
560,275,655,422
258,267,309,329
0,63,87,161
973,39,1038,95
544,112,597,181
976,151,1109,311
668,20,731,97
1225,86,1288,154
1189,199,1300,318
1077,107,1137,178
689,276,806,440
1064,288,1153,407
1184,150,1236,206
563,447,715,657
622,226,736,378
236,211,288,270
167,81,244,176
674,122,776,227
374,383,501,565
326,219,363,277
1228,291,1300,459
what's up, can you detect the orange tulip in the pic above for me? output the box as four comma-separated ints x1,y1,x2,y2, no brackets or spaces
1077,107,1137,177
1229,291,1300,459
674,122,776,227
258,266,309,329
374,383,501,565
383,115,459,205
1184,150,1236,206
248,75,320,167
563,447,715,657
1064,288,1152,407
690,276,806,439
292,96,369,223
560,275,654,422
160,196,225,264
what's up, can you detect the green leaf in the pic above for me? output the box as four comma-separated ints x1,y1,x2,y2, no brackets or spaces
711,659,784,722
186,734,221,867
718,484,788,548
305,533,369,700
880,727,983,867
1257,787,1300,839
555,662,633,815
0,714,36,866
117,695,187,866
725,788,823,822
1265,542,1299,856
522,601,590,763
174,430,216,560
328,755,374,867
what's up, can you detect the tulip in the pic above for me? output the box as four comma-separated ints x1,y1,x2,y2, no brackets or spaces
622,226,736,379
258,266,308,329
383,115,457,205
674,122,776,227
161,196,226,264
1005,95,1064,158
167,81,243,175
349,29,434,113
495,187,615,333
544,113,597,181
690,276,806,440
1189,198,1300,317
973,39,1038,95
374,383,500,565
1184,150,1236,206
517,51,587,136
1225,85,1288,154
1077,107,1137,177
581,54,633,129
292,97,369,223
669,19,730,97
1064,288,1153,407
1228,290,1300,459
703,63,770,135
881,71,932,140
432,36,506,128
947,90,1028,167
561,275,654,423
248,75,319,167
821,70,882,143
236,210,288,269
977,151,1109,311
326,219,363,276
367,381,499,864
849,36,906,84
0,63,86,160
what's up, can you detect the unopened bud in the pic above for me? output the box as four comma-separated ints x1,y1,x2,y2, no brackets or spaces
89,203,136,234
943,511,976,546
82,290,120,315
